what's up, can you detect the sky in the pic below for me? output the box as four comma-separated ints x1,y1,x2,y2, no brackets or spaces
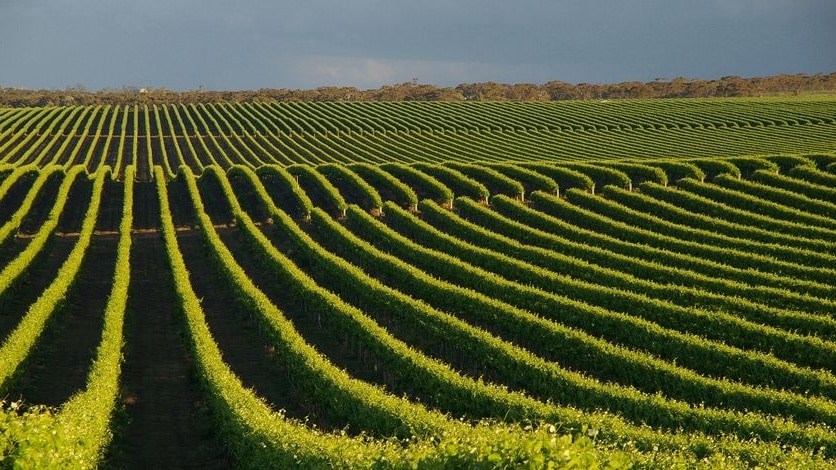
1,0,834,91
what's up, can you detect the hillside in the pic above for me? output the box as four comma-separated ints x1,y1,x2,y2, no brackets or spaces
0,98,835,468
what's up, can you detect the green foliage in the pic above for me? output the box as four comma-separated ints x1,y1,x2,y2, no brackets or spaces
749,169,836,204
3,97,836,468
724,157,780,177
379,163,454,206
412,162,490,202
485,162,560,195
0,166,126,469
673,177,836,233
517,163,595,193
0,165,64,260
252,164,313,219
348,162,419,210
287,163,348,217
316,163,384,213
708,174,836,225
594,162,669,187
163,164,649,468
761,154,817,172
789,164,836,187
0,167,104,393
687,158,742,180
559,164,632,192
442,162,525,199
629,160,705,183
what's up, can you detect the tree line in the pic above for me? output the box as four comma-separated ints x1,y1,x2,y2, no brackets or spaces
1,73,834,107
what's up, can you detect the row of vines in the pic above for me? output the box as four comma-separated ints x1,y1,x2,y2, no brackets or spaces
0,100,834,180
0,153,835,467
0,97,835,467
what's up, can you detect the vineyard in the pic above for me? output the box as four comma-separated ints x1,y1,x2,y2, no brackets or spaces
0,98,835,468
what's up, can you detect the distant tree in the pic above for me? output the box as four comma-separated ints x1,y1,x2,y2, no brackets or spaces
716,76,749,97
456,82,508,101
507,83,548,101
543,81,577,100
0,73,833,106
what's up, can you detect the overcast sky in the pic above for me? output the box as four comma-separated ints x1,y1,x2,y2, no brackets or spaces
1,0,834,91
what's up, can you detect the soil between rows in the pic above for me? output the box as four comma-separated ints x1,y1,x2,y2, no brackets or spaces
175,229,316,425
0,237,75,359
0,170,89,347
6,235,118,406
0,172,38,227
16,172,63,235
103,234,228,469
192,174,385,432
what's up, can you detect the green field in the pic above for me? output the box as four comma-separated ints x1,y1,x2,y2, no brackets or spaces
1,98,836,468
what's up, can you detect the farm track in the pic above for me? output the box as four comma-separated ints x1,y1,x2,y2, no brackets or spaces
104,233,229,470
7,235,117,406
130,181,161,231
169,177,197,228
95,179,125,234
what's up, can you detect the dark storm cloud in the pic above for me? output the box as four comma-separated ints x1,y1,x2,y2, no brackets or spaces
1,0,834,90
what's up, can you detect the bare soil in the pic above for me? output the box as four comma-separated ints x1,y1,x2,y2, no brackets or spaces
227,173,270,223
161,136,181,170
192,179,360,430
150,135,165,176
7,235,118,406
16,173,63,235
253,171,308,220
168,176,197,228
293,174,343,217
217,223,391,416
134,135,150,182
56,174,93,233
8,183,125,406
0,172,37,226
130,181,160,232
196,172,233,225
86,133,110,174
53,135,81,166
175,229,315,425
0,173,89,346
0,237,75,357
18,137,50,166
103,176,228,469
71,135,95,168
291,220,494,393
102,135,121,170
185,136,213,168
102,233,229,469
94,179,125,234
